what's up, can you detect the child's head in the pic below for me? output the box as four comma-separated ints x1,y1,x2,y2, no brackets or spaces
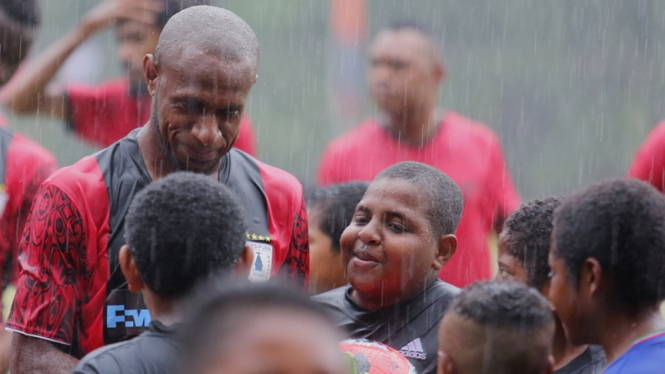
549,178,665,345
0,0,40,84
120,172,253,304
340,161,463,309
495,197,562,292
307,181,369,294
438,281,555,374
179,282,346,374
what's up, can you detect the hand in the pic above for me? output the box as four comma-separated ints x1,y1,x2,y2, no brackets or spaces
80,0,164,36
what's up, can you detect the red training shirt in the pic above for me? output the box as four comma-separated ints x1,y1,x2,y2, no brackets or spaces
318,111,520,288
628,120,665,192
7,129,307,357
67,79,257,155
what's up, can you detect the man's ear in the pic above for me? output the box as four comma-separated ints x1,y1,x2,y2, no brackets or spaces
234,245,255,278
544,354,554,374
119,245,144,293
437,350,456,374
578,258,603,298
433,234,457,272
143,54,159,96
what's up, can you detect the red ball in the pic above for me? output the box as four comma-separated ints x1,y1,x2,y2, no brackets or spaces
339,339,418,374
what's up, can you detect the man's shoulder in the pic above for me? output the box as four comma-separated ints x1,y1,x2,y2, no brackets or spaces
6,131,57,168
441,111,502,147
231,149,303,202
312,286,353,323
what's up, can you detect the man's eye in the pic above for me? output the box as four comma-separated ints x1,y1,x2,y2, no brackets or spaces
548,271,554,279
353,216,368,225
388,222,406,233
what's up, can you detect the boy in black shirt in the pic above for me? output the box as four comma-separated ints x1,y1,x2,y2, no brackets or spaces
72,172,253,374
495,198,605,374
313,161,463,374
438,281,555,374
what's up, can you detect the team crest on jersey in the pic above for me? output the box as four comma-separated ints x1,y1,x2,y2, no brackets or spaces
247,233,273,282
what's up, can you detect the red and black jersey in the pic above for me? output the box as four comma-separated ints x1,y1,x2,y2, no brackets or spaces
7,129,308,357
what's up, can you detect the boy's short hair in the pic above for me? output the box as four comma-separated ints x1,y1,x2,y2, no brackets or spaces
375,161,463,237
503,197,562,290
123,172,247,298
0,0,40,27
552,178,665,308
180,281,335,371
444,281,554,374
307,181,369,253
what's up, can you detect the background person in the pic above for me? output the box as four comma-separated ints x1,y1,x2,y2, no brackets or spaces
549,179,665,373
73,172,254,374
437,281,555,374
306,181,369,295
6,7,307,374
495,197,606,374
0,0,257,155
317,20,520,288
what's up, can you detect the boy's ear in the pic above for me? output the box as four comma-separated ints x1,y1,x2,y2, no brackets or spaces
234,245,255,278
119,245,144,293
578,257,603,298
433,234,457,272
437,350,456,374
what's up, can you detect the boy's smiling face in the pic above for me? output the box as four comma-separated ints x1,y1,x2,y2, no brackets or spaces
340,178,453,309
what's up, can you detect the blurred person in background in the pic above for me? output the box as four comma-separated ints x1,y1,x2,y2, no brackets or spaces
549,179,665,373
318,21,520,289
437,281,555,374
0,1,59,371
306,181,368,295
72,172,253,374
0,0,257,155
627,120,665,192
6,7,307,374
495,198,606,374
179,282,347,374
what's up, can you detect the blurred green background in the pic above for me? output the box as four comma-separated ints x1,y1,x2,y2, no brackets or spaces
7,0,665,199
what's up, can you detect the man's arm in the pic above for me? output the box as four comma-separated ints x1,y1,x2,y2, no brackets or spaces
0,0,162,119
279,196,309,289
10,334,78,374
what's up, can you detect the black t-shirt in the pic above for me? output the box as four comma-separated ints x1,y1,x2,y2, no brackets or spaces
71,321,179,374
313,279,459,374
554,345,606,374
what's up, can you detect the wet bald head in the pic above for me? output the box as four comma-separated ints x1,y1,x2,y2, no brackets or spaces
154,5,259,72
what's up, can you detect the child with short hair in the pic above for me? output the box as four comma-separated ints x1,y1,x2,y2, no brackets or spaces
314,161,463,374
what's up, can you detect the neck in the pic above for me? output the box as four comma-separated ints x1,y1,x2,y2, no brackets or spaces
383,105,439,146
552,317,588,370
137,123,178,181
350,278,435,311
142,289,183,327
598,307,665,364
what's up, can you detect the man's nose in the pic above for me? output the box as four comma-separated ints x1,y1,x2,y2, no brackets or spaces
191,114,222,146
357,219,381,245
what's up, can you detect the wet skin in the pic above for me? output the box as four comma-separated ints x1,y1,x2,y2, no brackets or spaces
494,233,529,283
308,208,348,295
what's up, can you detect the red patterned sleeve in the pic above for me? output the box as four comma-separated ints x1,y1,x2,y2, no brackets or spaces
278,196,309,289
6,183,89,345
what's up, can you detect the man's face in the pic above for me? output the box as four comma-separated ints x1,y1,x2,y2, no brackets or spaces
340,178,439,306
117,20,161,86
202,310,346,374
368,29,441,115
152,45,256,174
308,208,347,295
494,232,529,284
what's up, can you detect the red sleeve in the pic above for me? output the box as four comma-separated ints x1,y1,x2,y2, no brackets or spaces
278,196,309,289
627,121,665,192
486,135,521,227
234,116,258,157
7,183,90,345
317,146,342,186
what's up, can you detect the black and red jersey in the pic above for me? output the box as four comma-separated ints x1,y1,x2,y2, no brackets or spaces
7,129,308,357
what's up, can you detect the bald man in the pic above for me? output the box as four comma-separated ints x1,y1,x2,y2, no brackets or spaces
6,6,308,374
438,282,554,374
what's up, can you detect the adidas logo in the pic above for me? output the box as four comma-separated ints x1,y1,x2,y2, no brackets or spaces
400,338,427,360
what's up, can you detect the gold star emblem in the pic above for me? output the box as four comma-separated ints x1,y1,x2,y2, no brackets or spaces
266,236,271,243
258,235,265,241
246,232,250,239
251,234,258,240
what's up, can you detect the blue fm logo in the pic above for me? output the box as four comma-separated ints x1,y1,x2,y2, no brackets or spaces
107,305,152,328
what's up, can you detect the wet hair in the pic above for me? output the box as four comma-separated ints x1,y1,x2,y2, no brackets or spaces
447,281,554,374
306,182,369,253
0,0,40,27
375,161,464,237
381,19,442,61
155,5,259,70
123,172,247,299
552,178,665,309
502,197,562,290
179,281,335,373
156,0,212,29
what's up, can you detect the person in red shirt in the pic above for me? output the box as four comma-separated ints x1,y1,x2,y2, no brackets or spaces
318,21,520,288
0,1,59,371
7,7,307,374
627,120,665,191
0,0,257,154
